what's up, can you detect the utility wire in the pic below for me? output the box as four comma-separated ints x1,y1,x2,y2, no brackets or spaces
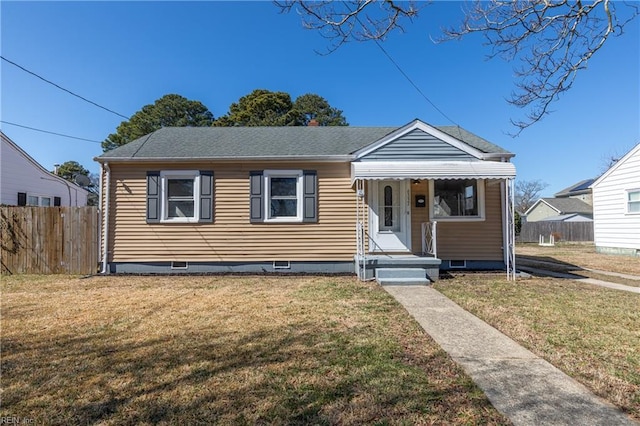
369,37,459,126
0,120,102,144
1,56,130,120
343,2,458,126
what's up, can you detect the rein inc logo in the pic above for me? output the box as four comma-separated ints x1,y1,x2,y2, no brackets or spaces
0,417,34,424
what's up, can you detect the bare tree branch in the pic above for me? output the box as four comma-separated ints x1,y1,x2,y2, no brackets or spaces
515,179,549,213
276,0,639,134
275,1,423,53
441,0,639,134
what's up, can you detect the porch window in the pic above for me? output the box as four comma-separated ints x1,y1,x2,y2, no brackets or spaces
628,189,640,214
430,179,485,220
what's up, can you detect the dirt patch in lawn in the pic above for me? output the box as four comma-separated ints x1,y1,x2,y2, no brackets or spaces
1,275,509,425
435,274,640,421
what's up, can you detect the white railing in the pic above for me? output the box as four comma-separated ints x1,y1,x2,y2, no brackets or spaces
355,179,366,280
421,221,437,257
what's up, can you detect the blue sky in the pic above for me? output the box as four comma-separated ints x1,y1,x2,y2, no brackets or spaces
2,1,638,197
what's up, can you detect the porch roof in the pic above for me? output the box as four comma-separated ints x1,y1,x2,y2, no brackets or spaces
351,160,516,183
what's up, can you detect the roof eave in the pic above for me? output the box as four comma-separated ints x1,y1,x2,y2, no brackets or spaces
483,152,515,160
94,155,355,163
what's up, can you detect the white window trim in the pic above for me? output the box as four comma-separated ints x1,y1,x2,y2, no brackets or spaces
264,169,303,223
626,188,640,215
27,194,53,206
429,179,486,222
160,170,200,223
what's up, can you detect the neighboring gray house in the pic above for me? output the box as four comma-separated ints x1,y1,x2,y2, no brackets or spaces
554,178,594,205
591,142,640,256
524,197,593,222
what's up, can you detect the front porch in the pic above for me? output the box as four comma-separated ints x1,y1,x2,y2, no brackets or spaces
352,165,516,283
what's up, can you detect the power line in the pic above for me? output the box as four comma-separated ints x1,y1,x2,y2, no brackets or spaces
1,56,130,120
0,120,102,144
343,2,458,126
370,38,459,126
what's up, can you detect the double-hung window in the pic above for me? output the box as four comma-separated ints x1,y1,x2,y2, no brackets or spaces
27,195,52,206
146,170,214,224
165,174,197,220
628,189,640,214
249,170,318,223
430,179,485,220
265,170,303,222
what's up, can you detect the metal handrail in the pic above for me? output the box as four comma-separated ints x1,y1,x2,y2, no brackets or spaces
421,221,437,257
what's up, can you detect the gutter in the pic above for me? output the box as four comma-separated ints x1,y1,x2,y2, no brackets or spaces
100,162,111,274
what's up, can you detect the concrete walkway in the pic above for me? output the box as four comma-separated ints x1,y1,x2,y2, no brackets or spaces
384,285,638,426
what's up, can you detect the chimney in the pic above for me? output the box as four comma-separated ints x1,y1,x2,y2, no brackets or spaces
308,119,319,127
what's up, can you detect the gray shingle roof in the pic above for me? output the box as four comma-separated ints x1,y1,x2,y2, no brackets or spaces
96,122,512,161
541,198,593,215
437,126,511,155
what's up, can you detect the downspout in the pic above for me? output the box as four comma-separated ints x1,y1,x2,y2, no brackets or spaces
500,180,507,271
100,162,111,274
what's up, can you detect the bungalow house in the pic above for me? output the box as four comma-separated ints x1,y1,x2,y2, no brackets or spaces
95,119,517,282
591,142,640,256
1,131,89,207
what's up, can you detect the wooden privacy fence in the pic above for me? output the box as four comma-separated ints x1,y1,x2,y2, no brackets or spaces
1,206,99,274
519,221,593,243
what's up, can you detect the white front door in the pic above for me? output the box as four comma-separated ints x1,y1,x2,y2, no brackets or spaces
369,180,411,252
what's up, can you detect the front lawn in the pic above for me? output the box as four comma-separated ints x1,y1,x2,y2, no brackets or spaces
1,275,509,425
435,274,640,421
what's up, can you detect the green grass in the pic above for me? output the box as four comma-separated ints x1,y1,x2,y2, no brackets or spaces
1,275,509,425
435,274,640,421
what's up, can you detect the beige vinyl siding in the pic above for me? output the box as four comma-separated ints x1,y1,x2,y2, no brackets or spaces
410,179,430,252
107,162,358,262
433,181,504,260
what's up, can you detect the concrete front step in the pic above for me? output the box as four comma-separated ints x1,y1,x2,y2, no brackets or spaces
377,277,431,286
376,268,430,286
376,267,427,279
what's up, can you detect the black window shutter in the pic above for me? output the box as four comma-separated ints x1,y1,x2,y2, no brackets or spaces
302,170,318,223
249,171,264,223
17,192,26,206
146,171,161,223
54,197,61,206
199,171,214,223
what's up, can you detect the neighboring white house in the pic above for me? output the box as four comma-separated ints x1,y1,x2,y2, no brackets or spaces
0,131,89,206
591,142,640,256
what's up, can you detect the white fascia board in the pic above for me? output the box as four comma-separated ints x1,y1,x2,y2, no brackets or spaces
352,119,489,160
591,142,640,188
